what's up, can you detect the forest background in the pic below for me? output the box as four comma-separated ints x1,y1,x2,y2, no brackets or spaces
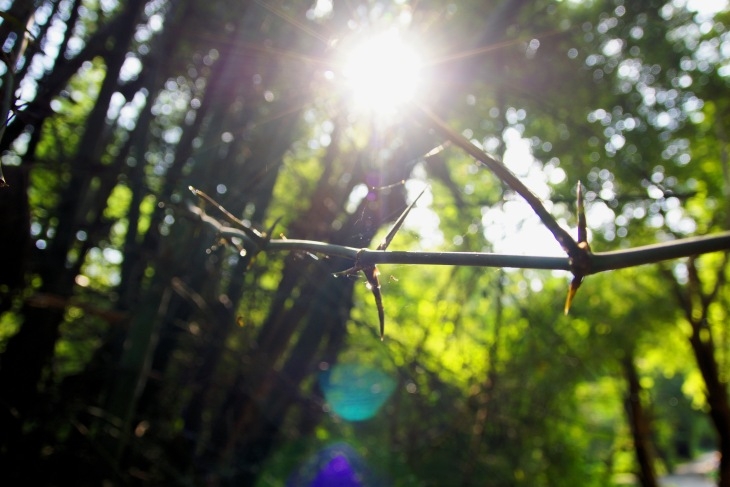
1,0,730,485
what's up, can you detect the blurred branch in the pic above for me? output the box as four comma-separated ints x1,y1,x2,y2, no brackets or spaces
0,7,36,183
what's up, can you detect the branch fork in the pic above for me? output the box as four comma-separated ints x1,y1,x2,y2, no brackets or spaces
188,185,277,256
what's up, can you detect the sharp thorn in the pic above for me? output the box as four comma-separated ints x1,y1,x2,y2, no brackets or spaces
564,276,583,315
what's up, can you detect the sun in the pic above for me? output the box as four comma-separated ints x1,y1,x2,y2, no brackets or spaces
341,30,424,117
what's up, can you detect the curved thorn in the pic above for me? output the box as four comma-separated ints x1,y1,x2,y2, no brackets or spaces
363,265,384,339
564,275,583,315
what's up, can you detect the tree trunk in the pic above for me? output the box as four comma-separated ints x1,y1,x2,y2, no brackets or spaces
689,320,730,487
0,165,30,310
663,258,730,487
623,354,660,487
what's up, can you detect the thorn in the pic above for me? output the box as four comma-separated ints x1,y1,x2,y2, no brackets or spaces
333,266,358,278
564,275,583,315
378,186,428,250
362,265,385,339
423,142,450,158
265,217,282,240
564,181,591,315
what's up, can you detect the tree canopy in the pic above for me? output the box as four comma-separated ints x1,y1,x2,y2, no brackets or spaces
0,0,729,485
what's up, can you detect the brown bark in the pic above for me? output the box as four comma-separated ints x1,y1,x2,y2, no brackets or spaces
689,319,730,487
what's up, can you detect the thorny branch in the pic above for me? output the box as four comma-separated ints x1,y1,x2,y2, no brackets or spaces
187,109,730,337
413,105,599,312
188,202,730,272
187,196,730,336
332,187,428,339
414,105,581,258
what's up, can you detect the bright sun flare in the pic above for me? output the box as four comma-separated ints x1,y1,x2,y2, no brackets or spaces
341,31,423,115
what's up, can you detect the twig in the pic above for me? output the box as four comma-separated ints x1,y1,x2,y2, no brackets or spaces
188,186,267,247
589,234,730,273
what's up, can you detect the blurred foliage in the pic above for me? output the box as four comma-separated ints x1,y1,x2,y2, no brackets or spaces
0,0,728,486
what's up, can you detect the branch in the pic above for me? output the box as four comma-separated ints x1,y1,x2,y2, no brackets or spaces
182,96,730,339
186,204,730,273
187,187,269,249
333,187,428,340
589,234,730,273
413,104,580,257
187,199,730,340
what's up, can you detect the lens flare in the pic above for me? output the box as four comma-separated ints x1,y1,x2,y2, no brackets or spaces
287,443,388,487
342,30,423,115
319,363,395,421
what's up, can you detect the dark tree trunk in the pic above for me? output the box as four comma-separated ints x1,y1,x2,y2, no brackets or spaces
663,258,730,487
0,165,30,310
1,4,133,151
689,319,730,487
623,354,660,487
